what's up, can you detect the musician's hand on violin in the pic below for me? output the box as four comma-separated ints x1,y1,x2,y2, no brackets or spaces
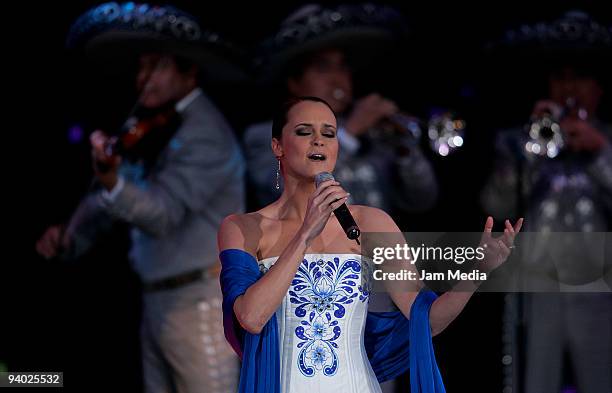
90,130,121,190
345,93,398,137
561,118,608,153
36,224,69,259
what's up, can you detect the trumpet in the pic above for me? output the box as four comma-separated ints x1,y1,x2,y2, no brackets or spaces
370,110,466,157
524,97,588,158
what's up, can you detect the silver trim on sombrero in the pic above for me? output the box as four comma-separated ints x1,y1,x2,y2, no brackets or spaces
66,2,246,83
497,10,611,49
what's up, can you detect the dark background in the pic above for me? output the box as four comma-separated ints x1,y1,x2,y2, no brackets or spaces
4,0,610,391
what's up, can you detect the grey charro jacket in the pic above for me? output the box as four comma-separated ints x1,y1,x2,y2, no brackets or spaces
64,92,245,282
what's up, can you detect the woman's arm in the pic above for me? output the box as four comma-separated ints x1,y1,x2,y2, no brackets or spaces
428,217,522,335
217,180,350,334
361,207,522,336
219,215,309,334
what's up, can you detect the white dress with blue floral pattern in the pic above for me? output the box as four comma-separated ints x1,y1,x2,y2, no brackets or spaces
258,253,381,393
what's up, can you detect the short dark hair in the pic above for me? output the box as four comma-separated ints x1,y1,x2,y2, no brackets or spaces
271,96,336,140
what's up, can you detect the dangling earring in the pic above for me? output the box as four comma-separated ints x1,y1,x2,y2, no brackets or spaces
275,157,281,190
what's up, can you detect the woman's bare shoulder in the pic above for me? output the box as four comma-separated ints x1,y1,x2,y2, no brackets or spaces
350,204,389,220
218,212,266,254
350,204,400,232
224,211,265,226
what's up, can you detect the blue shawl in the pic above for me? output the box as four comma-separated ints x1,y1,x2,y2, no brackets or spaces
220,248,445,393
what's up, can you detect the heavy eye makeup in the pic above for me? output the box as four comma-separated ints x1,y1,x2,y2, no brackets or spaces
294,124,337,138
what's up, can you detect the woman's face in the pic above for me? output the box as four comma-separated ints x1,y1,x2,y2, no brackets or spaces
273,101,339,181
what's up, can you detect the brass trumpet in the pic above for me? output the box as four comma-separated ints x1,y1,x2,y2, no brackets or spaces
524,97,588,158
369,111,466,157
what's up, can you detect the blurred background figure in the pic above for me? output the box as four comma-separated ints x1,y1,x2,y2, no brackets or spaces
35,3,245,392
482,11,612,393
243,3,439,219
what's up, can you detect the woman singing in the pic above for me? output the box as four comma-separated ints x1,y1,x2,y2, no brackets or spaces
218,97,522,393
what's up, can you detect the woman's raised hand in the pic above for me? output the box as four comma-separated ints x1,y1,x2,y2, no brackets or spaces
479,216,524,272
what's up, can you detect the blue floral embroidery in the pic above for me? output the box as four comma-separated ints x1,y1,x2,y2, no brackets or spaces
290,256,369,377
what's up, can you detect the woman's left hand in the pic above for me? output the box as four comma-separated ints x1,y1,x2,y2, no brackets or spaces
479,216,524,273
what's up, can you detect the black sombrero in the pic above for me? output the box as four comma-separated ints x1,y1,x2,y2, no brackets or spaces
67,2,247,83
486,10,611,75
255,3,409,85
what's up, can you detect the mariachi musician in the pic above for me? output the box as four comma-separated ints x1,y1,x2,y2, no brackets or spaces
35,3,245,392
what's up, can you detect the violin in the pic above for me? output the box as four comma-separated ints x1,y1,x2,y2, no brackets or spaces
97,104,180,172
104,104,179,157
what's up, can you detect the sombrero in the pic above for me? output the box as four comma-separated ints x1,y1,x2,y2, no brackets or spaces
255,3,409,85
486,10,611,76
66,2,247,83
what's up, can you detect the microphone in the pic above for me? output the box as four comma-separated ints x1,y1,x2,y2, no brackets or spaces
315,172,361,244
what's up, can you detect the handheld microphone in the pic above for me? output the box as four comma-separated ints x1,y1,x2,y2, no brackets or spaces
315,172,361,244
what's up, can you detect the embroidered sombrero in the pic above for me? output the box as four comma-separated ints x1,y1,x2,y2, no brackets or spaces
255,3,409,85
67,2,247,83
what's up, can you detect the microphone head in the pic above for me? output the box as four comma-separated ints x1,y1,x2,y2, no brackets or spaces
315,172,334,188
